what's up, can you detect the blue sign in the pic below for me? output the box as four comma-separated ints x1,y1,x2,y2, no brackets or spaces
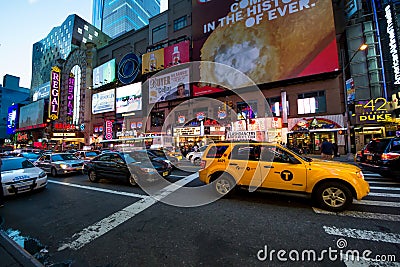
7,104,19,135
118,53,141,85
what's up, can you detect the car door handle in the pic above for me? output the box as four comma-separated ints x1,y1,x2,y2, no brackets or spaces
264,166,274,168
229,163,238,166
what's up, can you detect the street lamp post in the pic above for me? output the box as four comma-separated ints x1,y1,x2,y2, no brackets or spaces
342,43,368,159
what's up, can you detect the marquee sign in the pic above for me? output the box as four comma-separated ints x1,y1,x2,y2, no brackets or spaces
354,98,392,124
105,120,113,140
67,73,75,118
49,66,61,120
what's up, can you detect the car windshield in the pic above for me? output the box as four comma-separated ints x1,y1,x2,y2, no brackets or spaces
149,150,165,157
52,154,78,161
85,152,98,157
21,153,40,160
1,158,35,171
122,151,150,164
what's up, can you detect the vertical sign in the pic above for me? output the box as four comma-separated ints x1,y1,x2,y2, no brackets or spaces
67,73,75,118
105,120,113,140
49,66,61,120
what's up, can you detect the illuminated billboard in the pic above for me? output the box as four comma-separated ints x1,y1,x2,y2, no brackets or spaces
116,82,142,114
32,82,50,101
192,0,339,88
164,40,190,68
142,48,164,74
19,99,45,128
93,58,116,89
7,104,19,135
92,89,115,114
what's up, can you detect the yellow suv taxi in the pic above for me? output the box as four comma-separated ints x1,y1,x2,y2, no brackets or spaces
199,142,370,211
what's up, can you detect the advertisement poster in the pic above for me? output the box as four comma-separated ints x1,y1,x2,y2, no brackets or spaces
192,0,339,88
19,99,45,128
7,104,19,135
164,41,190,68
93,59,116,89
142,48,165,74
92,89,115,114
149,68,190,103
116,82,142,114
346,78,355,104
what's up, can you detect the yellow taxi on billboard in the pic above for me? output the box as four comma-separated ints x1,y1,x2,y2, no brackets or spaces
199,142,370,211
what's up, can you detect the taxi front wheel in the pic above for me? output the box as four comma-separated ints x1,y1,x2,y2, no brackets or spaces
314,182,353,212
214,174,236,197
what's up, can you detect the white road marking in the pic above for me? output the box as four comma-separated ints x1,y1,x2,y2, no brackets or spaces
363,173,382,177
369,186,400,191
48,180,146,199
368,192,400,198
342,254,400,267
313,208,400,222
57,173,199,251
353,199,400,208
323,226,400,244
368,181,400,185
168,174,187,178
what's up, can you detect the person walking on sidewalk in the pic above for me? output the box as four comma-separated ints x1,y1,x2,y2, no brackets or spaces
321,138,334,160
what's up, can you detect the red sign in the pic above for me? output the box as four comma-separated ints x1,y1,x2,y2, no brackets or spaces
16,123,47,132
164,40,190,68
54,123,76,130
49,66,61,120
105,120,113,140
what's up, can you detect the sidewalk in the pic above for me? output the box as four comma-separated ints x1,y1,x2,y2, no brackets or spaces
0,225,43,267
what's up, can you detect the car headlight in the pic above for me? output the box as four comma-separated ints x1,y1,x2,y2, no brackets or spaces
140,167,155,173
60,164,68,169
39,171,46,178
356,171,364,180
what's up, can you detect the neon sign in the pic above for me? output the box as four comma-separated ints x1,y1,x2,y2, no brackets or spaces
354,98,392,123
385,5,400,85
49,66,61,120
105,120,113,140
67,73,75,117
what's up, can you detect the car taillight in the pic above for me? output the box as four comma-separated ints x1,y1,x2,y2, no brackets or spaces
381,153,400,160
200,160,206,169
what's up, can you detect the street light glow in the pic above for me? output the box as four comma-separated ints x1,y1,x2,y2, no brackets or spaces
359,44,368,51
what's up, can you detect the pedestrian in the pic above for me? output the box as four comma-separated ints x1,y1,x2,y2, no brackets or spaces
0,157,4,208
333,142,339,157
321,138,334,160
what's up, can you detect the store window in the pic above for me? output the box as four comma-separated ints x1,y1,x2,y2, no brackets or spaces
151,111,165,127
266,96,285,117
174,16,187,31
297,91,326,114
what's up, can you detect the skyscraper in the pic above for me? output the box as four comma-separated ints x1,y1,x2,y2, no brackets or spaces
92,0,161,39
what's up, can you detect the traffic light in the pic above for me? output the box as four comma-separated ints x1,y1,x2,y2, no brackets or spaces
338,130,344,135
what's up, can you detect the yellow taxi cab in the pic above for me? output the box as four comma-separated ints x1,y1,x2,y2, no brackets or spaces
199,142,370,211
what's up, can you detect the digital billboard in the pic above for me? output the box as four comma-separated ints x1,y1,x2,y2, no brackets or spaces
32,82,50,101
7,104,19,135
92,89,115,114
192,0,339,88
19,99,45,128
164,40,190,68
148,68,190,103
142,48,164,74
116,82,142,114
93,58,116,89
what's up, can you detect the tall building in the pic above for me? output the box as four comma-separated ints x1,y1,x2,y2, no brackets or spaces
0,75,30,140
92,0,161,39
31,14,111,100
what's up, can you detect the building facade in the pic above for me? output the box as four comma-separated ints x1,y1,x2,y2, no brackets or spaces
92,0,161,39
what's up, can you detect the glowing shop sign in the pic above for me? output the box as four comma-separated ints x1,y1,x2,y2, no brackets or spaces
354,97,392,123
385,5,400,85
49,66,61,120
67,73,75,117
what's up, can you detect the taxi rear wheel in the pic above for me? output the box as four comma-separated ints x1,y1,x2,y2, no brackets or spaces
314,182,353,212
193,158,201,166
214,174,236,197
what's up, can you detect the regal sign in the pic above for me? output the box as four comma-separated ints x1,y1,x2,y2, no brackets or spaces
49,66,61,120
67,73,75,118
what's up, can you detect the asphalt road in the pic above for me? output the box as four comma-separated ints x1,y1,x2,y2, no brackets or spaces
1,166,399,267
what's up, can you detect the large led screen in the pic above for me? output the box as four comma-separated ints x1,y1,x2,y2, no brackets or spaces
7,104,19,134
19,99,45,128
32,82,50,101
192,0,339,88
116,82,142,114
92,89,115,114
93,59,116,89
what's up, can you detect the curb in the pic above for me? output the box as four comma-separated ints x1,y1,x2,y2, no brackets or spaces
0,229,44,267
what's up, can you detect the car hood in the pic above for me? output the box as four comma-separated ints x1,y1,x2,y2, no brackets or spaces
1,167,44,183
54,160,84,164
309,159,360,171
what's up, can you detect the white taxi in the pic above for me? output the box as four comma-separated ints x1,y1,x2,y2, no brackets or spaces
1,157,47,196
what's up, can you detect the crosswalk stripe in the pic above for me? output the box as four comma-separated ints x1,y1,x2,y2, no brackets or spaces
367,181,400,185
364,177,395,182
323,225,400,244
363,173,382,177
369,186,400,191
353,199,400,208
368,192,400,198
313,208,400,222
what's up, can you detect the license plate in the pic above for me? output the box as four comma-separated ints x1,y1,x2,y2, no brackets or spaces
163,171,169,177
17,185,31,191
367,155,372,160
177,156,182,160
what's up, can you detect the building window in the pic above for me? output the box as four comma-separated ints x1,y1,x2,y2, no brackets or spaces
152,23,166,44
173,16,187,32
266,96,282,117
236,101,257,120
297,91,326,114
151,111,165,127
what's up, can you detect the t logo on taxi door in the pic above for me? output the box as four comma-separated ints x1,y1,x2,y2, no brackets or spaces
280,170,293,181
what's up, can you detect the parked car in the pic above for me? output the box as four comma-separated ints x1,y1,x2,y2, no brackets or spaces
35,153,84,177
1,157,47,195
186,146,208,165
146,149,179,168
358,137,400,177
75,150,100,162
199,142,370,211
83,151,171,186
